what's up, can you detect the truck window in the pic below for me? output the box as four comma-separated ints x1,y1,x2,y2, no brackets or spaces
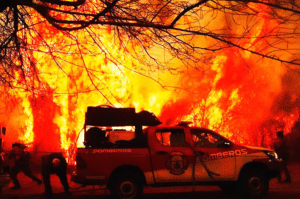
155,129,187,147
191,129,223,148
84,127,108,148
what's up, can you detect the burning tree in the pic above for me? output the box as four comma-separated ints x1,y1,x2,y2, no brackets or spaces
1,0,300,156
2,0,300,85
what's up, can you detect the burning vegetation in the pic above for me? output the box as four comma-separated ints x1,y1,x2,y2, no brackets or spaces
1,0,300,161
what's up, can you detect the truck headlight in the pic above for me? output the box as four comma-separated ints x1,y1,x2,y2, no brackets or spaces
264,151,278,159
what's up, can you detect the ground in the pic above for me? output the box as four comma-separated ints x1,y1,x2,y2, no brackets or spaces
1,162,300,198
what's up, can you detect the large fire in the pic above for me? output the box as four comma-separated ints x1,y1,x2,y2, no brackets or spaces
0,3,299,163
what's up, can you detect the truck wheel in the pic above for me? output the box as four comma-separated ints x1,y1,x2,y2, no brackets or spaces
111,172,143,199
240,168,269,197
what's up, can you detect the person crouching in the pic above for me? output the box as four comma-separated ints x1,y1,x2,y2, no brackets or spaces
9,142,42,189
42,152,71,197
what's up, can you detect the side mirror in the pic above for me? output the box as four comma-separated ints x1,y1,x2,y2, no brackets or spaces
218,140,231,148
1,127,6,135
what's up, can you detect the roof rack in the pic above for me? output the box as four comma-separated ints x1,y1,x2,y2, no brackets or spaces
85,106,162,126
176,121,192,127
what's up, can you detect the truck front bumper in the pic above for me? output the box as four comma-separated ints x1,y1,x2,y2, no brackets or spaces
266,159,281,179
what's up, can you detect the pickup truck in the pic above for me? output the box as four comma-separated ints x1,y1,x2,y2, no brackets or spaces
71,106,280,199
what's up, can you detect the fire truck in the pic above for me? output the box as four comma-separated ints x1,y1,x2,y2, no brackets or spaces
71,106,281,199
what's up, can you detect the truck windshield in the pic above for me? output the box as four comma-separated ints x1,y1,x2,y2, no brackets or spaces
190,129,226,148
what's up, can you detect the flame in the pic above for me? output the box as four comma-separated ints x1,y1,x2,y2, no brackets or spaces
18,94,34,144
1,2,299,161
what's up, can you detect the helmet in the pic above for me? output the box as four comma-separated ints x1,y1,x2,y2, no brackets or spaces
276,131,284,138
52,158,61,167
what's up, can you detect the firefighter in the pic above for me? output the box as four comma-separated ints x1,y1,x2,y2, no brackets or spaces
9,142,42,189
274,131,292,183
41,152,71,197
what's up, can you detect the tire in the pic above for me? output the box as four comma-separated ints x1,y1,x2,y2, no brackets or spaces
111,172,143,199
240,168,269,198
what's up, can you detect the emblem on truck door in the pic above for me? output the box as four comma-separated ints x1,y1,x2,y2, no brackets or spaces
166,152,189,175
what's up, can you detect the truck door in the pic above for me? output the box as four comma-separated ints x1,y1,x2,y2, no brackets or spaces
190,129,236,181
149,128,194,184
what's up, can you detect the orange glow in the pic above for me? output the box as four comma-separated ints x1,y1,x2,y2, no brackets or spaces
19,95,34,145
0,2,299,162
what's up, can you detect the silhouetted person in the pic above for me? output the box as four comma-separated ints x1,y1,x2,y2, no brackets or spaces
274,131,291,183
42,152,71,197
9,142,42,189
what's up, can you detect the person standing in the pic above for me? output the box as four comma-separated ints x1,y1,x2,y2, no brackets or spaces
274,131,292,183
9,142,42,189
41,152,71,197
